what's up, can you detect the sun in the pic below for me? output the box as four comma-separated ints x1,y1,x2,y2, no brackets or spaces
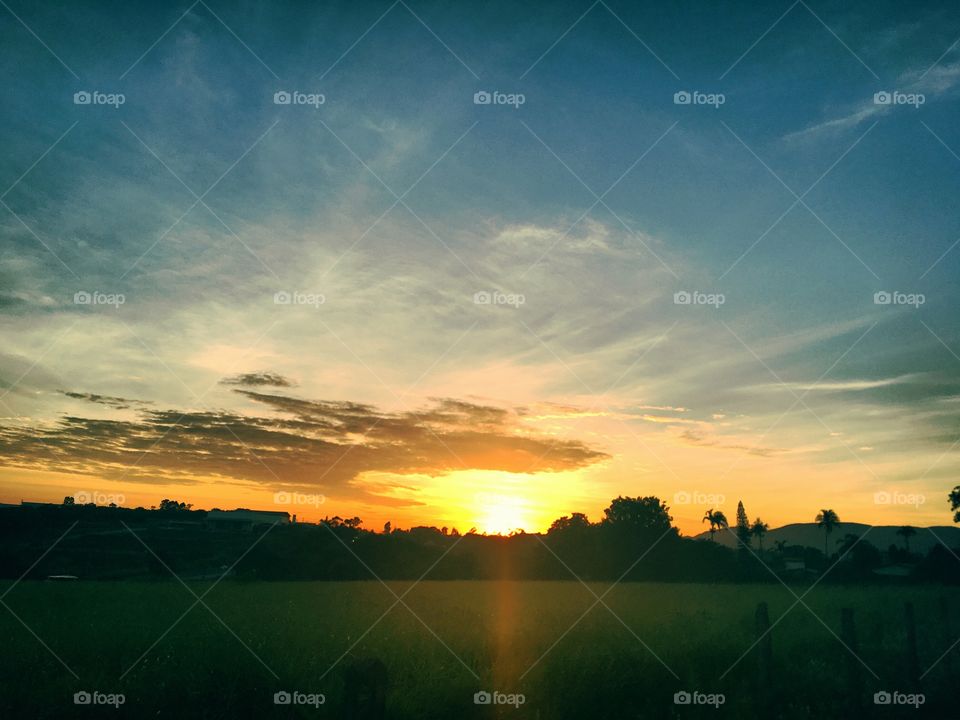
477,493,529,535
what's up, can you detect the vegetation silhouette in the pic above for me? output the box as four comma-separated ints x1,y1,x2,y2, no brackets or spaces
815,508,840,558
2,492,959,585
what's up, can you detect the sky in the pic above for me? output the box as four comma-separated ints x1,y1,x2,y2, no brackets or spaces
1,0,960,535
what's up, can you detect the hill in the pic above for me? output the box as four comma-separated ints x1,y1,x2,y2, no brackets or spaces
692,522,960,554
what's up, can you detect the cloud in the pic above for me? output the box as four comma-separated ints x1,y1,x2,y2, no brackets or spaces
220,371,297,388
0,391,608,501
60,391,153,409
785,59,960,141
677,428,782,457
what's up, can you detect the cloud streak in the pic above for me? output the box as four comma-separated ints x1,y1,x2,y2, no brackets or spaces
0,389,608,504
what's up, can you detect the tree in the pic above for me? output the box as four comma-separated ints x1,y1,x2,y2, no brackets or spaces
62,496,75,506
949,486,960,523
751,518,770,555
383,521,392,534
896,525,916,553
602,497,672,533
815,509,840,558
702,509,729,541
735,501,751,549
159,498,192,512
548,512,591,534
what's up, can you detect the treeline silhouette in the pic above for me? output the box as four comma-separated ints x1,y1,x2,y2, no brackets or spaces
1,496,958,584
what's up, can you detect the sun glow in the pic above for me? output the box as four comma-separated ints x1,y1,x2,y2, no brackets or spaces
477,493,530,535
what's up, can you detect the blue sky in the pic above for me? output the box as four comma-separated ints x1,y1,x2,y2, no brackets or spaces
2,0,960,532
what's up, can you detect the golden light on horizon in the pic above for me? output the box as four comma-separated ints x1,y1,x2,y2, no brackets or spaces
476,492,529,535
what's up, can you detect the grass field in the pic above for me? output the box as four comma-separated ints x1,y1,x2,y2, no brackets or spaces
2,581,957,718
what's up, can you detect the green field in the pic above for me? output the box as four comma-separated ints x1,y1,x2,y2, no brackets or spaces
2,581,956,718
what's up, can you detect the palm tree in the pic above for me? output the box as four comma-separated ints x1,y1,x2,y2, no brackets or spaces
702,509,729,541
774,540,787,555
815,509,840,558
896,525,916,553
751,518,770,555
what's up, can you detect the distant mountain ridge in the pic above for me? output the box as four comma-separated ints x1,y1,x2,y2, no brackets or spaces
691,522,960,554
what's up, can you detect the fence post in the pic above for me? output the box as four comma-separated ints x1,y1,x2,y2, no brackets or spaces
905,602,919,685
342,657,388,720
840,608,861,713
755,601,773,712
940,596,954,676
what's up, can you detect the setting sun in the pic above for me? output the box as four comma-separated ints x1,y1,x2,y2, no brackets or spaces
476,492,529,535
